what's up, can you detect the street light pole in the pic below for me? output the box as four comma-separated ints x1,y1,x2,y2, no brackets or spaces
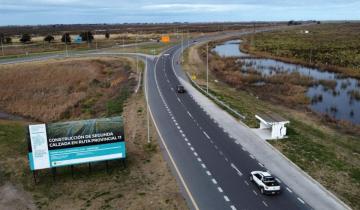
64,33,68,57
136,34,138,75
206,42,209,93
95,30,98,50
146,57,150,144
181,31,184,63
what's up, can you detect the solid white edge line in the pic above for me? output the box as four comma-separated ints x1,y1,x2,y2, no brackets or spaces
146,54,200,210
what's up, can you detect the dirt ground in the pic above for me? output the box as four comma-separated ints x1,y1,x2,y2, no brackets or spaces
0,58,188,210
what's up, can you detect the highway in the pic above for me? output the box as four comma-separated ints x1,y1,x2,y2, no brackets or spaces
0,27,348,210
144,39,313,209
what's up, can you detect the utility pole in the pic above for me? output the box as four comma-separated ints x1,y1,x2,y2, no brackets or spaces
206,42,209,93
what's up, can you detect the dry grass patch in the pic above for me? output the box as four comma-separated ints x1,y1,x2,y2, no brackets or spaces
0,57,136,122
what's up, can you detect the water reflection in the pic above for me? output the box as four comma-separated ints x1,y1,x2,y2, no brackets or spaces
213,40,360,124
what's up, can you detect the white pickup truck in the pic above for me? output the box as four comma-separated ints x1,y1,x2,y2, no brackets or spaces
249,171,281,195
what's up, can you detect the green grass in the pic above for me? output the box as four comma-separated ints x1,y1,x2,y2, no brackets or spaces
183,43,360,209
106,87,130,116
242,23,360,78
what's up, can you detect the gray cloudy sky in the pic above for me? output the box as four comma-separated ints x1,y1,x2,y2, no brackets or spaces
0,0,359,25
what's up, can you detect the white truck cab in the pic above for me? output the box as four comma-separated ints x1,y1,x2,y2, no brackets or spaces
250,171,281,195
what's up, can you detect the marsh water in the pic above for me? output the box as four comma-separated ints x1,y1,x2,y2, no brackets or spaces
213,40,360,124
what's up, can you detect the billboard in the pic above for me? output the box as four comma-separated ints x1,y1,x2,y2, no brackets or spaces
28,116,125,170
161,35,170,43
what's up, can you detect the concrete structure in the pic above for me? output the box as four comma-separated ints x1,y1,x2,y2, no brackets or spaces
254,113,289,140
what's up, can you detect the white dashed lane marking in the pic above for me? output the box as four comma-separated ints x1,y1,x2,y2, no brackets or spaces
201,163,206,169
249,154,255,159
187,111,193,118
253,190,258,196
262,201,268,207
212,179,217,184
286,187,292,193
224,195,230,202
230,205,237,210
203,131,210,139
244,180,249,186
217,187,223,193
197,158,202,162
230,163,243,176
297,198,305,204
206,171,211,176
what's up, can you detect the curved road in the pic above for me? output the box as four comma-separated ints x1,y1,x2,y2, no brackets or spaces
145,39,312,210
0,27,348,210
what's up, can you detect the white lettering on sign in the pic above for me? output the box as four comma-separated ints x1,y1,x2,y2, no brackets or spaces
29,124,50,170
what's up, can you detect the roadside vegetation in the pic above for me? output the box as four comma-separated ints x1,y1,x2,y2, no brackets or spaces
240,22,360,79
0,58,187,209
182,43,360,209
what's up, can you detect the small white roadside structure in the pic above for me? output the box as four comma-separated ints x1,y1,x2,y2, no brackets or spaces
252,113,289,140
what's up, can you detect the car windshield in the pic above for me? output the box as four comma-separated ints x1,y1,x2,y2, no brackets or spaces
263,176,275,182
263,176,279,186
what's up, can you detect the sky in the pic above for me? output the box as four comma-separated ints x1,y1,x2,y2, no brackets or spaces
0,0,359,26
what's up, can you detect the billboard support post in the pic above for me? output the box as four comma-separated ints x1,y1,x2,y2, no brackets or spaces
106,161,109,174
71,165,74,179
88,163,92,174
33,171,37,184
52,168,56,182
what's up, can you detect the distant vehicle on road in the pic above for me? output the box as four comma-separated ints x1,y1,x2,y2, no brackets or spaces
249,171,281,195
177,85,186,93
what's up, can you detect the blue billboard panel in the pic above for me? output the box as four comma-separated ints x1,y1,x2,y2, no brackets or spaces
28,116,125,170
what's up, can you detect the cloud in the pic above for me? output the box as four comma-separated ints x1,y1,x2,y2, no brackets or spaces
142,3,255,13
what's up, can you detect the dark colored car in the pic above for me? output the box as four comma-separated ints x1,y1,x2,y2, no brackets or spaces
177,85,186,93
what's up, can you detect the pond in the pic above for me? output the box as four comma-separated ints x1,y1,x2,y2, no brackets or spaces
213,40,360,124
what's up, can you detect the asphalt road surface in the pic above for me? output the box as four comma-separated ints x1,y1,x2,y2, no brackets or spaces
145,40,313,210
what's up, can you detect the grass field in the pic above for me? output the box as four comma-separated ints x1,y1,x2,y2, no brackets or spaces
241,22,360,79
0,58,187,209
183,43,360,209
0,32,183,58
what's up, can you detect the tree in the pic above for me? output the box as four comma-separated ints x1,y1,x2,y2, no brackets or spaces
79,31,94,43
5,37,12,44
20,34,31,43
0,33,4,43
44,35,55,43
105,31,110,39
61,33,71,44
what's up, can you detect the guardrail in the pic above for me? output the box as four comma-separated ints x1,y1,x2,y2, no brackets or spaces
185,72,246,121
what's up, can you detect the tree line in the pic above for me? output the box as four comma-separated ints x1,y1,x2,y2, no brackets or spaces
0,31,111,44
